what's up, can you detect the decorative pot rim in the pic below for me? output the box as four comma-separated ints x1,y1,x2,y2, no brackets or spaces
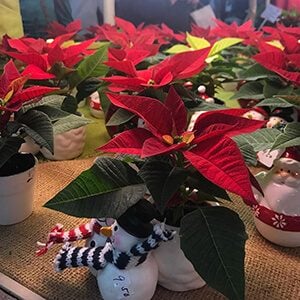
251,204,300,232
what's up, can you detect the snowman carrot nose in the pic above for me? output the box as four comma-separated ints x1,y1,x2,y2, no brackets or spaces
100,226,112,237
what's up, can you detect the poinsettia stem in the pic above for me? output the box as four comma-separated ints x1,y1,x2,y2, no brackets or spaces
175,151,185,168
0,111,12,133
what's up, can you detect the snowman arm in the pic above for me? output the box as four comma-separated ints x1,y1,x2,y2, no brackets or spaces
36,221,96,256
54,241,113,272
129,223,176,256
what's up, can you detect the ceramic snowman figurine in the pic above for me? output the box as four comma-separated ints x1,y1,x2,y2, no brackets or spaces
54,199,175,300
252,148,300,247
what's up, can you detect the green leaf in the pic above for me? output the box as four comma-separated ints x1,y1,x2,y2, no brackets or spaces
70,45,109,88
187,172,231,201
186,33,210,50
0,137,24,169
275,95,300,107
271,123,300,150
231,81,264,100
234,128,281,152
238,63,276,81
209,37,243,57
263,81,293,98
106,108,135,126
256,97,295,109
98,90,110,114
31,106,70,122
61,95,78,114
44,157,146,218
138,159,188,213
17,110,54,153
165,44,191,54
180,206,247,300
23,95,65,111
53,114,91,135
232,136,257,166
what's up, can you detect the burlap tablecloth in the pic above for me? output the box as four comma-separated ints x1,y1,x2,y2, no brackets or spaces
0,158,299,300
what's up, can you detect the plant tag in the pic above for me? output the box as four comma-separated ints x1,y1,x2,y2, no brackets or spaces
190,5,216,29
257,148,285,168
113,274,133,299
260,4,282,23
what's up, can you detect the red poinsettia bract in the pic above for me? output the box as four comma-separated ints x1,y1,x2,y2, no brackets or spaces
47,20,82,38
103,47,210,92
98,87,265,202
2,36,95,80
0,60,58,128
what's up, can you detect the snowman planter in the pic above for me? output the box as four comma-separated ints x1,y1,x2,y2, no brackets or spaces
53,199,175,300
251,149,300,247
153,223,206,291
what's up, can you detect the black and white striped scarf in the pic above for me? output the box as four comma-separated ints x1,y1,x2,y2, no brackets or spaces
54,223,175,272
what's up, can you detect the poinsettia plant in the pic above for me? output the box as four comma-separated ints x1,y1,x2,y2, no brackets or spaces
0,60,59,168
232,25,300,106
44,86,265,299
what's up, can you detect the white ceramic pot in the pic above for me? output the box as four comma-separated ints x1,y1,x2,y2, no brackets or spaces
40,125,86,160
153,224,206,291
0,153,37,225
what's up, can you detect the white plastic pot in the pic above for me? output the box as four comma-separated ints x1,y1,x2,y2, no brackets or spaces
0,153,37,225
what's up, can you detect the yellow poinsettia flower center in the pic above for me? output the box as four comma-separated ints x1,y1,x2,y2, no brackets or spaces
162,132,195,145
147,79,155,85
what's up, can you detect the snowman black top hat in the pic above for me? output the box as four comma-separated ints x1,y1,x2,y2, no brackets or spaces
117,198,161,238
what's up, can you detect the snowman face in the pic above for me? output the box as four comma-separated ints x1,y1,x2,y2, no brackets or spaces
271,158,300,188
96,218,114,227
111,221,144,252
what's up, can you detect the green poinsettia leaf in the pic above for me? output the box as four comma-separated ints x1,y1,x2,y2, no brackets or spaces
180,206,247,300
22,95,65,112
231,81,264,100
17,110,54,153
165,44,191,54
53,114,91,135
186,33,210,50
61,95,78,114
106,108,135,126
233,136,257,166
256,97,295,109
263,81,293,98
191,101,225,111
70,45,109,88
275,95,300,107
271,123,300,150
209,37,243,57
238,63,276,81
98,89,110,114
187,172,231,201
234,128,281,152
0,137,24,169
44,157,146,218
138,159,188,213
31,105,70,122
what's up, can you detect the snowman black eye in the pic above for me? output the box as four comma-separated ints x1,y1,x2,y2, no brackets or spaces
90,240,96,247
114,225,118,231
